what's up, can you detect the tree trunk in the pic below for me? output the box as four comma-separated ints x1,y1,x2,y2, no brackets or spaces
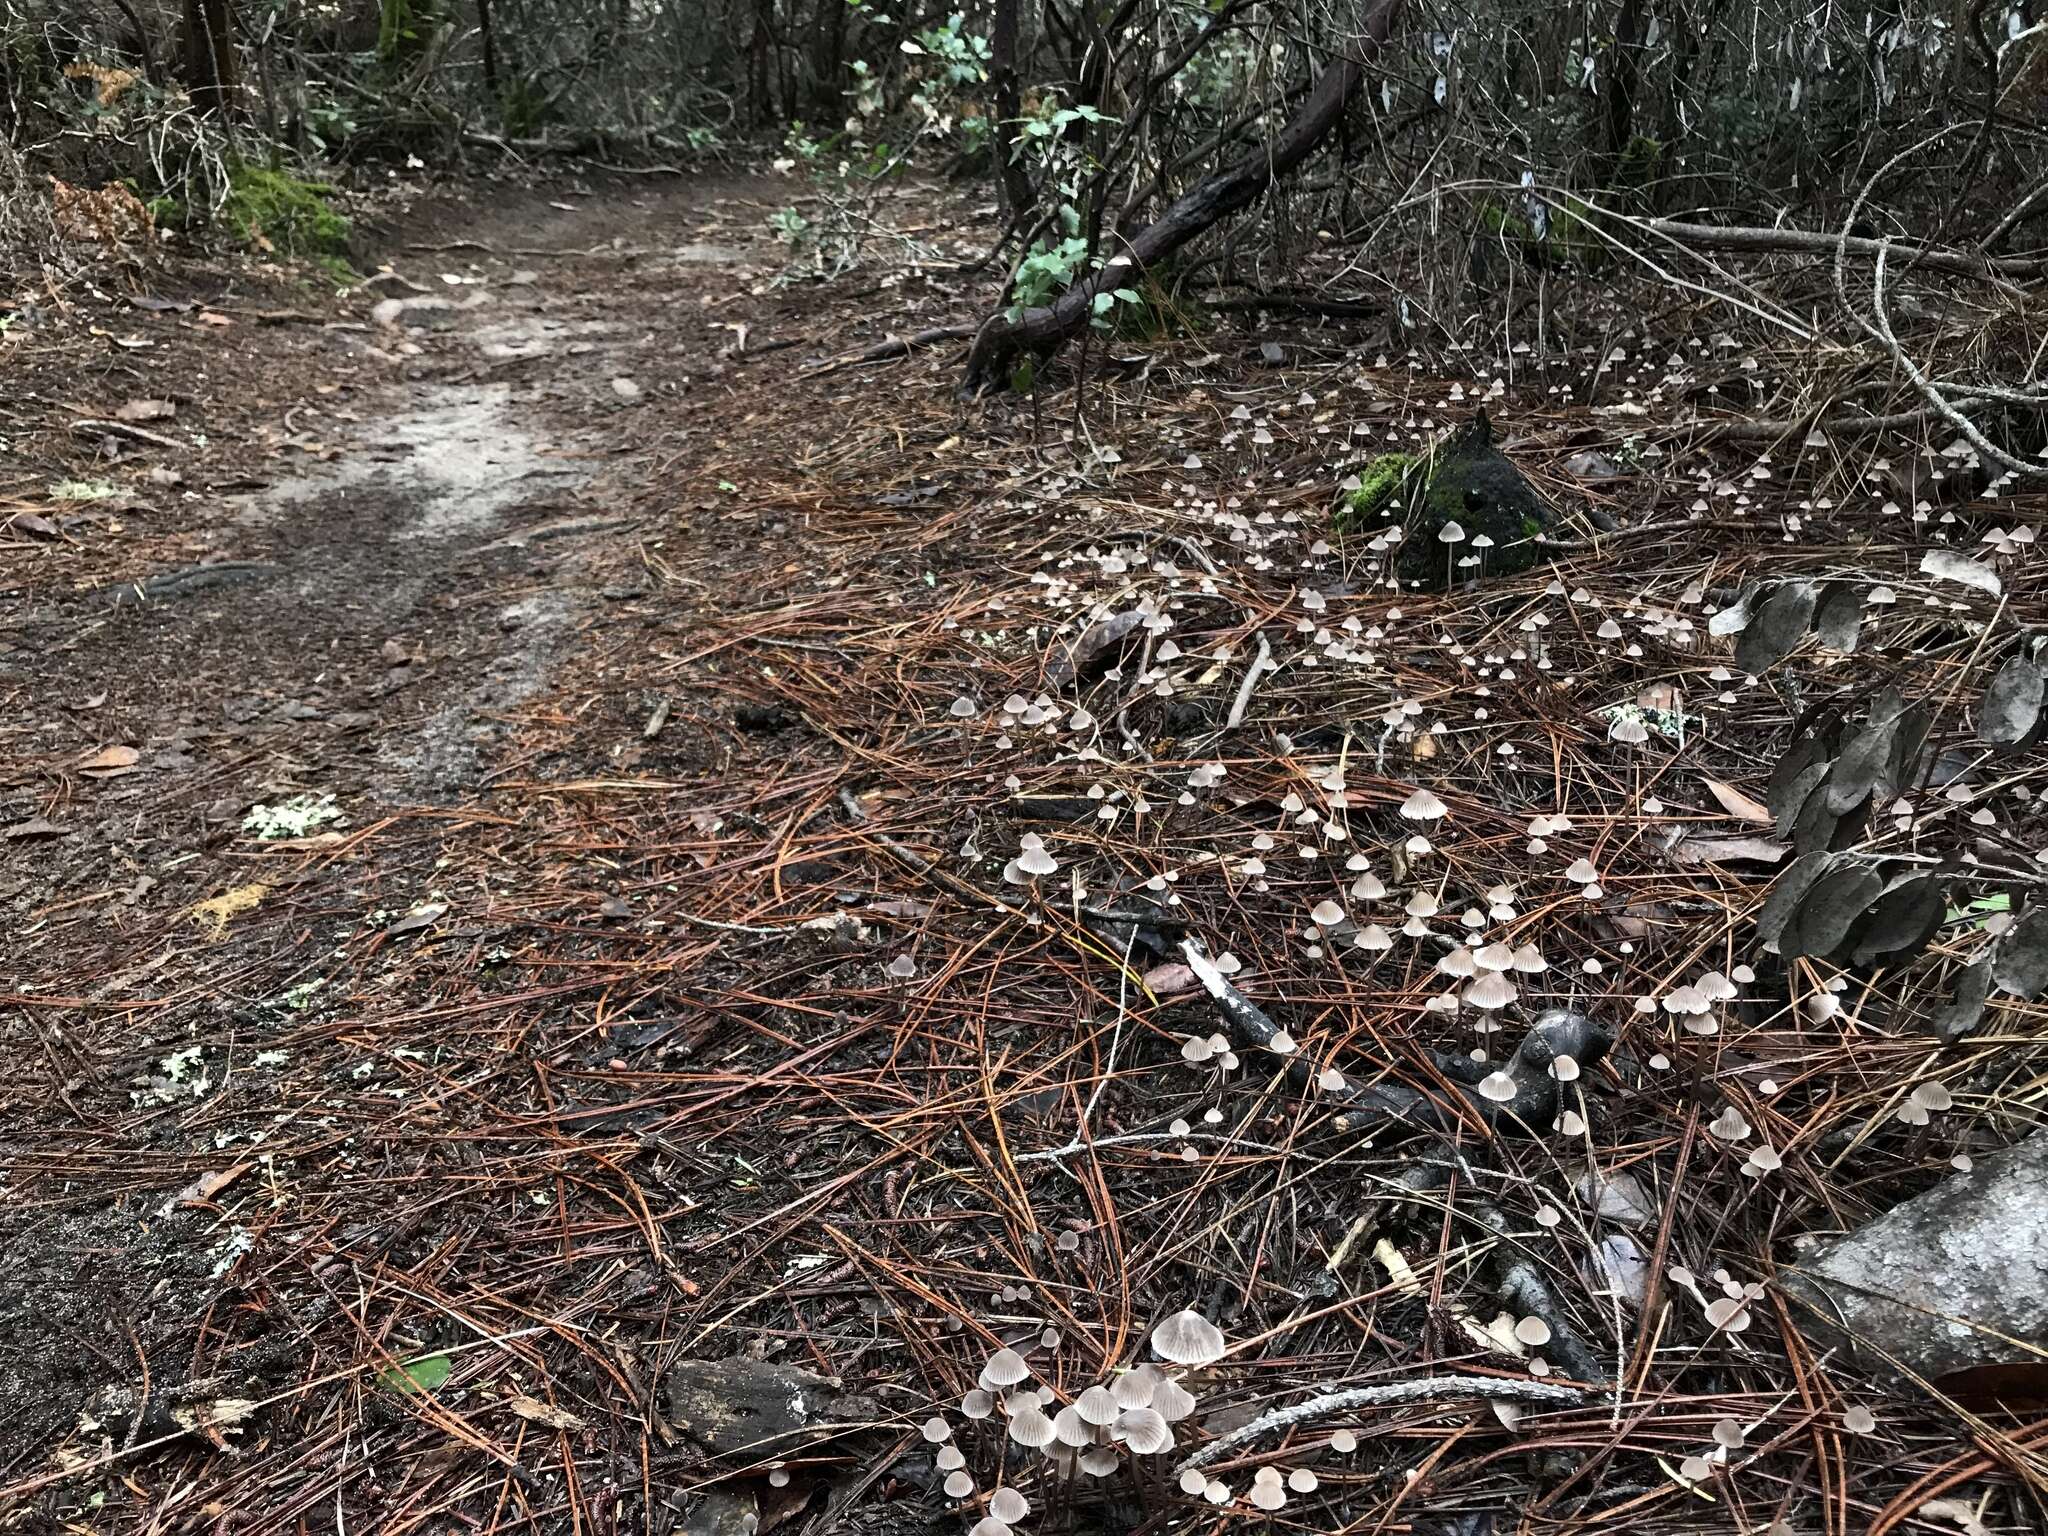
810,0,849,115
1601,0,1644,184
477,0,499,93
988,0,1033,216
960,0,1405,395
749,0,773,125
181,0,237,114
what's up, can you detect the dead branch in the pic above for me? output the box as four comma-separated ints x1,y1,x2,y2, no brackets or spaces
959,0,1406,395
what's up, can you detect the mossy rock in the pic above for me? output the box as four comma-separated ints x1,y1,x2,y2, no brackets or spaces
219,165,356,280
1334,411,1552,587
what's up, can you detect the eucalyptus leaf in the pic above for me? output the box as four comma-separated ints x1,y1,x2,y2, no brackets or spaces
1825,716,1899,814
1707,583,1760,637
1918,548,2001,596
1777,863,1883,960
1791,771,1845,855
1931,958,1993,1043
1992,904,2048,1001
1735,581,1816,674
1812,583,1865,653
1978,655,2045,749
1772,759,1830,840
1756,850,1835,950
1767,727,1836,824
1851,875,1944,967
1886,700,1932,794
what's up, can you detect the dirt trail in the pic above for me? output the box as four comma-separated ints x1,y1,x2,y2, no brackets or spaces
1,172,800,1485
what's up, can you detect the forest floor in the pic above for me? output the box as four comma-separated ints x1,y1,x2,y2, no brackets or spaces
2,164,2044,1536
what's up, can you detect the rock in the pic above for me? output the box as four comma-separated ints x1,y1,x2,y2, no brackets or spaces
681,1487,760,1536
1562,448,1623,480
1335,411,1552,586
1781,1132,2048,1378
664,1357,879,1458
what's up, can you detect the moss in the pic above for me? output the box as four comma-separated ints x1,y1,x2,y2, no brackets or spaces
1334,452,1419,531
1476,195,1604,271
1615,134,1664,191
218,165,355,277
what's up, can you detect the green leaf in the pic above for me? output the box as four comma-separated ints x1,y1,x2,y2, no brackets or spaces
1091,292,1114,316
377,1352,453,1394
1945,892,2012,926
1112,288,1140,304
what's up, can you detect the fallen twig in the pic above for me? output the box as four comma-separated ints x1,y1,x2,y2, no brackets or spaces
1174,1376,1592,1472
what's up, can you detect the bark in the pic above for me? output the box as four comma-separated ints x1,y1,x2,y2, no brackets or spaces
960,0,1406,395
1638,216,2048,279
988,0,1033,216
748,0,772,125
181,0,237,114
477,0,499,92
810,0,849,116
1601,0,1643,178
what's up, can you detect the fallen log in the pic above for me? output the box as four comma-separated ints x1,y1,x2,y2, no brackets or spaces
958,0,1405,396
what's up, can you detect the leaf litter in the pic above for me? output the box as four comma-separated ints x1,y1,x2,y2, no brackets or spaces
5,174,2046,1536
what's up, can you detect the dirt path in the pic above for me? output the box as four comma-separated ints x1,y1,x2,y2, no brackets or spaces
1,170,820,1490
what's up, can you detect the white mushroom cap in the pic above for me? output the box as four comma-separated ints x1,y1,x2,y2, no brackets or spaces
1151,1374,1197,1420
982,1347,1030,1387
1110,1365,1159,1409
1464,971,1518,1010
1401,787,1448,820
1150,1308,1227,1367
1114,1406,1174,1455
1474,942,1516,972
989,1488,1030,1523
1075,1385,1118,1425
1007,1406,1056,1448
1053,1404,1093,1447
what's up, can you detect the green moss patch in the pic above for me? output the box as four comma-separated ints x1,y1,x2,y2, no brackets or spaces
219,165,355,280
1335,451,1419,529
1476,195,1604,271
